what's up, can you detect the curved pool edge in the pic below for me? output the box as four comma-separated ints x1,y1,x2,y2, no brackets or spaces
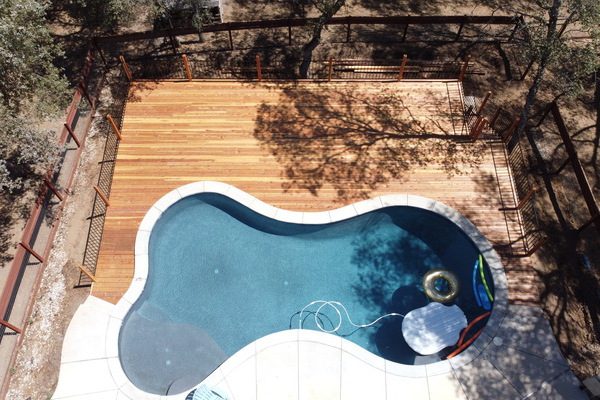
109,181,509,398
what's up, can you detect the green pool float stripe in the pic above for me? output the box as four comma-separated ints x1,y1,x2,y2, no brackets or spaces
479,254,494,302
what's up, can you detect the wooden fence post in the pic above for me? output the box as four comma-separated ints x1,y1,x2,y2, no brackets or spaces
19,242,44,263
458,55,470,82
256,55,262,82
398,54,408,81
44,178,64,201
119,55,133,81
64,123,81,147
182,54,192,81
93,185,110,207
106,115,123,141
477,91,492,115
0,319,22,334
328,57,333,82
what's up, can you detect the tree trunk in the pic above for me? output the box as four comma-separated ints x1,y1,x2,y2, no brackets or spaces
591,70,600,182
298,0,346,79
299,24,324,78
516,0,562,136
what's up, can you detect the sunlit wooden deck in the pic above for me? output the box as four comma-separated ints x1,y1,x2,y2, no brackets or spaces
91,80,536,304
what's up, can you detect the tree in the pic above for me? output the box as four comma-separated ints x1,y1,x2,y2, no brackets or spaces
70,0,142,30
298,0,346,79
0,0,68,114
153,0,218,31
517,0,600,135
0,0,68,192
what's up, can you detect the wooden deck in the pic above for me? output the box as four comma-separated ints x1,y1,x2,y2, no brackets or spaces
91,80,538,305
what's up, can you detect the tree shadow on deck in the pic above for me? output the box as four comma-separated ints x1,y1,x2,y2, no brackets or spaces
253,83,486,202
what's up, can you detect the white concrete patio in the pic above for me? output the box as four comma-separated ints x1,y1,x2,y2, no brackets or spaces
52,296,584,400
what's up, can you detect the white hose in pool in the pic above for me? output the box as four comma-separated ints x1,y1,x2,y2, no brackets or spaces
298,300,405,335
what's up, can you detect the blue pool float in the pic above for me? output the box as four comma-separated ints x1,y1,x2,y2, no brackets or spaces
477,284,491,310
472,259,482,307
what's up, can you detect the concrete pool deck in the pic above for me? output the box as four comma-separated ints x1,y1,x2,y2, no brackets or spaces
52,185,585,399
52,297,583,400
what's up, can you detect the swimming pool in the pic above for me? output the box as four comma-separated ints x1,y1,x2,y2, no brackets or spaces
119,185,497,395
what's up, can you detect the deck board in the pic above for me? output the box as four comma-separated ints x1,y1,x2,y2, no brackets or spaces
91,80,537,305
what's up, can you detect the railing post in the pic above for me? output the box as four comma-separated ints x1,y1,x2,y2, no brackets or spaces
288,25,292,45
328,57,333,82
578,213,600,234
19,242,44,263
346,22,351,42
78,82,94,109
521,58,534,80
455,17,465,41
398,54,408,81
64,123,81,147
402,20,410,41
91,37,107,67
502,116,520,143
93,185,110,207
508,21,519,42
106,115,123,141
228,29,234,50
477,91,492,115
182,54,192,81
458,55,470,82
119,55,133,81
255,54,262,82
78,265,97,282
44,178,65,201
470,116,487,140
535,102,553,127
0,319,22,334
489,108,502,129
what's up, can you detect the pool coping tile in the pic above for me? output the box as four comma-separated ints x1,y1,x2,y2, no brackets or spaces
328,205,358,222
138,207,162,232
301,211,331,224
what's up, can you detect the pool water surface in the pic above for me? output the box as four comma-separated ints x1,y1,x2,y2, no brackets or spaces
119,193,494,395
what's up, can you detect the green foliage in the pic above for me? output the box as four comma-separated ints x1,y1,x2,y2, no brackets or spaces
0,108,58,192
516,0,600,133
70,0,142,29
0,0,69,114
0,0,67,192
153,0,217,31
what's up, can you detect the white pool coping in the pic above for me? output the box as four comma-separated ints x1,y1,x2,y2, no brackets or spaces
55,181,526,399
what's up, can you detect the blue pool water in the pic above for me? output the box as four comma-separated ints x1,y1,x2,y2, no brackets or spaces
119,193,494,395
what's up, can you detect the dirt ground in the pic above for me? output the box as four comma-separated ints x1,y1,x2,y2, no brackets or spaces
2,117,108,399
1,0,599,398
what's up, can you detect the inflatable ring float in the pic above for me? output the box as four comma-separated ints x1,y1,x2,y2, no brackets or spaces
423,269,460,303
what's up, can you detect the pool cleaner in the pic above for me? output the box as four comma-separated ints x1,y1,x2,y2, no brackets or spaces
298,300,404,335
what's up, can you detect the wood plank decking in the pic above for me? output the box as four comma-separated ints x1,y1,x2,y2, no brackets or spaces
91,80,538,305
